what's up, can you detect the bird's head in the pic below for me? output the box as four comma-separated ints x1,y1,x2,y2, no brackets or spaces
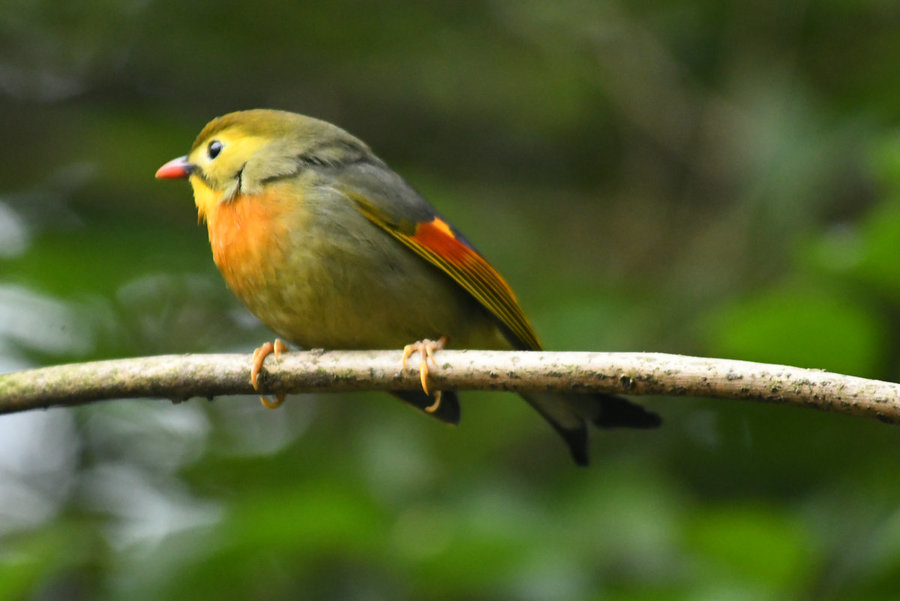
156,109,370,216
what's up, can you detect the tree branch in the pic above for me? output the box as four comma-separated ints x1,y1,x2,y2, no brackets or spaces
0,350,898,423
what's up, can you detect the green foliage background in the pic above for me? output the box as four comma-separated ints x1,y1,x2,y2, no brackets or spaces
1,0,899,599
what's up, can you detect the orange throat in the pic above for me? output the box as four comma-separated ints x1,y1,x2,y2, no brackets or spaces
196,185,291,301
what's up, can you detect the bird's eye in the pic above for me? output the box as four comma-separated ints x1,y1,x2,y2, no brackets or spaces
207,140,223,160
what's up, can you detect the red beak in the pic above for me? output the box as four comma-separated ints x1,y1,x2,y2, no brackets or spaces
155,156,195,179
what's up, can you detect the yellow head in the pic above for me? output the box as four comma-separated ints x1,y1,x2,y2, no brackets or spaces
155,109,371,220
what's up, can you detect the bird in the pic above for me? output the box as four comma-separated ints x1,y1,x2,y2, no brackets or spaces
155,109,660,465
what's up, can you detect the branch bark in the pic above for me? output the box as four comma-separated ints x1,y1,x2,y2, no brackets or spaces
0,350,898,424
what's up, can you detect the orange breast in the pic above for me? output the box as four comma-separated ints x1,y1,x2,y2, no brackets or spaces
204,188,294,304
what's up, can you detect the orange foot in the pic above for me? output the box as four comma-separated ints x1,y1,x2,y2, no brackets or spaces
401,336,447,412
250,339,289,409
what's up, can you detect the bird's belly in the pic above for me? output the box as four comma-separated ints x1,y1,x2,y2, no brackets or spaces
242,240,504,350
208,191,506,350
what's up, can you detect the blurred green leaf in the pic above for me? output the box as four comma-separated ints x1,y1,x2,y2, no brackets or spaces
703,283,885,377
686,504,815,593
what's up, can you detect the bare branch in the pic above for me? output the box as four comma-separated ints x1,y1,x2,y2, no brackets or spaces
0,351,898,424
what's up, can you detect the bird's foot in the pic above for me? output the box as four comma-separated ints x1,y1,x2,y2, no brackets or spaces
401,336,447,412
250,339,289,409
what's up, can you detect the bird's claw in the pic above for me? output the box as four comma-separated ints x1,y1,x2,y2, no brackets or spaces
250,339,289,409
401,337,447,412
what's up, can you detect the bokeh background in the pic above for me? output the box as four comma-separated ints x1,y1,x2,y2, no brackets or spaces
1,1,900,599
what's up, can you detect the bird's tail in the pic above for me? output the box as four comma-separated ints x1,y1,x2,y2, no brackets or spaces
520,392,661,466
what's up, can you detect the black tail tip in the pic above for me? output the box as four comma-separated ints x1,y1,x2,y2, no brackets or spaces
558,427,590,467
566,396,660,466
555,396,661,466
594,396,661,429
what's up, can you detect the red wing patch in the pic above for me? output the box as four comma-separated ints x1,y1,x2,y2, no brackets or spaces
407,217,542,351
409,218,479,267
346,190,542,350
371,211,542,350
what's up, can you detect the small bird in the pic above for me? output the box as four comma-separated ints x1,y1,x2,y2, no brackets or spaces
156,109,660,465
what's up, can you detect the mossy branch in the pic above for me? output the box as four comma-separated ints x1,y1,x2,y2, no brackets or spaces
0,350,898,423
